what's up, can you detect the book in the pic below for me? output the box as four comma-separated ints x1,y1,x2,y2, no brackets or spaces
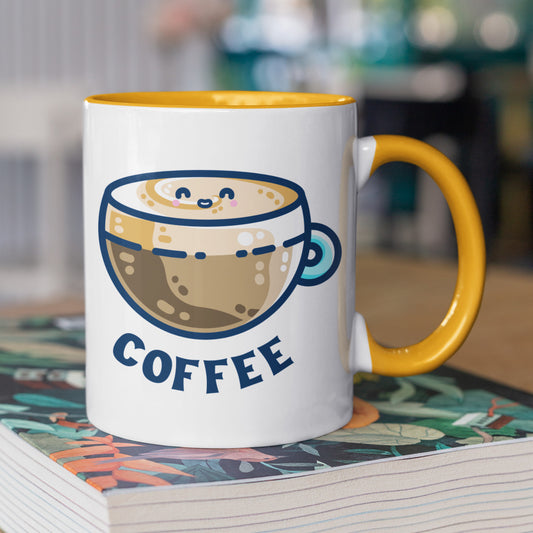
1,315,533,532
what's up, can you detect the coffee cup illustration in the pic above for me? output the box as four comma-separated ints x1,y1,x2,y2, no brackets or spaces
99,170,341,339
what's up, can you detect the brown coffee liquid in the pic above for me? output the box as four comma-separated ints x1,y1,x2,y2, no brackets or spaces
107,241,293,333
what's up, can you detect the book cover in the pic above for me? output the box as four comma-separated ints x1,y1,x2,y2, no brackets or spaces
1,314,532,491
1,315,533,532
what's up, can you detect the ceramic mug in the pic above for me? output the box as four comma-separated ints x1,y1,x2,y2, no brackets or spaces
83,91,485,447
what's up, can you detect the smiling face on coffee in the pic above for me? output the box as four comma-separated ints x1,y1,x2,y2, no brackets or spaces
124,177,298,220
102,175,306,336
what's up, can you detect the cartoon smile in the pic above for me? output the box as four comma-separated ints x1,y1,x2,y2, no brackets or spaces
171,186,237,210
197,198,214,209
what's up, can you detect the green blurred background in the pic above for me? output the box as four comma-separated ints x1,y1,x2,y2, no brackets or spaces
0,0,532,304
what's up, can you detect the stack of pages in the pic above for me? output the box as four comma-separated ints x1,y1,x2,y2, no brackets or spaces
1,316,532,532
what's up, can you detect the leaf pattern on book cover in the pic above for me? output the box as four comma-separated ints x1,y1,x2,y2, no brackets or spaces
13,393,85,409
2,316,533,492
411,418,517,439
403,375,464,401
48,435,193,490
369,402,459,419
0,404,28,415
456,435,513,446
428,390,533,419
316,423,445,445
389,378,417,404
136,447,277,462
343,398,380,428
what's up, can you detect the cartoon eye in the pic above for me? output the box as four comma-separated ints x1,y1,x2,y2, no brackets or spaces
219,187,235,200
175,187,191,199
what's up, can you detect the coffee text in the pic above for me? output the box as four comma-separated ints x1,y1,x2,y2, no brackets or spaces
113,333,294,393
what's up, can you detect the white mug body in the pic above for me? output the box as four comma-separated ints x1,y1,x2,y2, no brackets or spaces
84,94,360,447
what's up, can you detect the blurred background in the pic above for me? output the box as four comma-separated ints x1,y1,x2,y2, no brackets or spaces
0,0,532,305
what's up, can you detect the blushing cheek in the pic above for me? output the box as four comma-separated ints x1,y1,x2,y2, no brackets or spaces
172,199,180,206
230,200,238,207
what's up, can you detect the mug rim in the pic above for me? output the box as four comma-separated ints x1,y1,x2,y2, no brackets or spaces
103,170,305,228
85,90,356,109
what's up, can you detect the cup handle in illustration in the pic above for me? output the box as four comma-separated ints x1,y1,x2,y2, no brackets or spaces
299,222,342,287
353,135,486,376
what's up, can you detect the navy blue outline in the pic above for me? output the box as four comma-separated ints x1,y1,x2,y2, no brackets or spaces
306,241,324,268
104,232,142,251
152,248,187,258
196,199,213,209
98,169,340,339
283,233,305,248
298,222,342,287
219,187,235,200
175,186,191,199
252,244,276,256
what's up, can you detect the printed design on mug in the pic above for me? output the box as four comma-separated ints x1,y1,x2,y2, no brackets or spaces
99,170,341,339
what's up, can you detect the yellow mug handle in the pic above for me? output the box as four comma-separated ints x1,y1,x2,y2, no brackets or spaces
361,135,485,376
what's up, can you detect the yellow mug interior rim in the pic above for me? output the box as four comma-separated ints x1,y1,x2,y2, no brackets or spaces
85,91,356,109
